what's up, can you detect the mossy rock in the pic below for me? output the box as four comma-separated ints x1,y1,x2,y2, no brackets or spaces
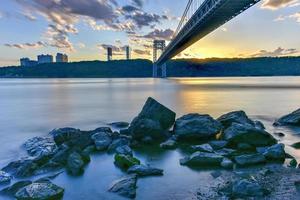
114,154,140,169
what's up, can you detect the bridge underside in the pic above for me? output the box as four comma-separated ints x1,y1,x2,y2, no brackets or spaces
156,0,260,66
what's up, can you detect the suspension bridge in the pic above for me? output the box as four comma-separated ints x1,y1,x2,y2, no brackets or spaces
153,0,261,77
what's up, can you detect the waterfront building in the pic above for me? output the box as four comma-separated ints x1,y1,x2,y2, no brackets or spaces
20,58,37,67
125,46,131,60
37,54,53,64
107,47,112,61
56,53,68,63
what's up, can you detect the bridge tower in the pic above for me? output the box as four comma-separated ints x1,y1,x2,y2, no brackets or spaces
153,40,167,78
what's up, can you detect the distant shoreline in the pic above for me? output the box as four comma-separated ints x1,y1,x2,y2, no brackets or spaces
1,57,300,78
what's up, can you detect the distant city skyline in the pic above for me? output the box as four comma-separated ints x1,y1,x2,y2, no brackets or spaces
0,0,300,66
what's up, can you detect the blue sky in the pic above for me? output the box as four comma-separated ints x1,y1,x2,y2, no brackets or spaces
0,0,299,66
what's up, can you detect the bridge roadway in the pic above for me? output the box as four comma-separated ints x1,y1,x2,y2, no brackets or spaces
156,0,260,66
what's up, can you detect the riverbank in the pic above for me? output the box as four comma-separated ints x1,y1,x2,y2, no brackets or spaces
1,97,300,199
1,57,300,78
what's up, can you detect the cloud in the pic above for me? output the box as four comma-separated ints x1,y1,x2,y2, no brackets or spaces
289,12,300,22
261,0,299,10
133,49,151,55
4,41,46,49
251,47,298,57
141,28,175,40
132,0,144,8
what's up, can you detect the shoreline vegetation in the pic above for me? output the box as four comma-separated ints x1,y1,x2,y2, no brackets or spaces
1,97,300,199
1,57,300,78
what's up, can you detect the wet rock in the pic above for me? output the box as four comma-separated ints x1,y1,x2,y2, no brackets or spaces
289,159,298,168
129,97,176,140
254,120,265,130
127,165,163,176
237,143,253,151
109,174,137,199
222,122,277,147
191,144,214,153
217,111,255,128
109,122,130,128
15,182,64,200
24,137,57,157
1,180,32,196
211,171,222,178
274,108,300,126
67,152,85,176
221,158,234,169
0,171,11,185
2,158,38,177
115,145,133,156
209,140,228,150
49,127,81,146
174,114,222,141
180,151,224,166
214,148,237,157
256,143,285,161
234,154,266,166
82,145,96,155
232,179,264,197
160,138,177,149
91,131,112,151
114,154,140,170
274,132,285,137
108,138,130,153
291,142,300,149
141,135,154,144
48,144,70,166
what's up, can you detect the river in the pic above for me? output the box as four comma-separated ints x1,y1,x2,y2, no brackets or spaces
1,77,300,199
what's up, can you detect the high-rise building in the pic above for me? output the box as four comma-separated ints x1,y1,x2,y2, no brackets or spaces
20,58,37,67
56,53,68,63
37,54,53,64
107,47,113,61
125,46,131,60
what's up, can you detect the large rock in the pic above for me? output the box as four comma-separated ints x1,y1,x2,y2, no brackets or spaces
234,154,266,166
180,151,224,166
108,137,130,153
67,152,85,176
174,114,222,141
274,108,300,126
115,145,133,156
222,122,277,147
1,180,32,196
127,165,163,176
91,131,112,151
0,171,11,185
256,143,286,161
49,127,81,145
15,182,64,200
24,137,57,157
2,158,39,177
217,111,255,128
109,174,137,199
160,137,177,149
209,140,228,150
232,179,264,197
128,97,176,140
191,144,214,153
114,154,140,170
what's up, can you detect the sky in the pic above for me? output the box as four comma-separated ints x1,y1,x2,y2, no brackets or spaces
0,0,299,66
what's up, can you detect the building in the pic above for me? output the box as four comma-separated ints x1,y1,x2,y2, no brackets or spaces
56,53,68,63
20,58,37,67
37,54,53,64
107,47,113,61
125,46,131,60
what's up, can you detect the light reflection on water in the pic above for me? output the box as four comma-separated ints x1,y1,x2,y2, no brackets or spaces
1,77,300,199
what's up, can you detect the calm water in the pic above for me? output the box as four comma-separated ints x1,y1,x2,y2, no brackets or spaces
1,77,300,199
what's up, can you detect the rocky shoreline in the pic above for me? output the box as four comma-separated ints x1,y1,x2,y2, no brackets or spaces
1,97,300,199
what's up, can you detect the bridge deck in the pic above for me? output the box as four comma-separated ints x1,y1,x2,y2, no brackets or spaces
156,0,260,65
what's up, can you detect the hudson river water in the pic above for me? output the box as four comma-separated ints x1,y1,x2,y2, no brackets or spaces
1,77,300,199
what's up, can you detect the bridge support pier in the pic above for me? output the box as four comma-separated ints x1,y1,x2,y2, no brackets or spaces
152,63,167,78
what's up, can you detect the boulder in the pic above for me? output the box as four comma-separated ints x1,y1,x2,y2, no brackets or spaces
232,179,264,197
160,138,177,149
237,143,253,151
91,131,112,151
174,114,222,141
217,111,255,128
109,174,137,199
127,165,163,176
191,144,214,153
209,140,228,150
254,120,265,130
214,148,237,157
108,138,130,153
128,97,176,140
24,137,57,157
256,143,285,160
15,182,64,200
114,154,140,170
115,145,133,156
0,171,11,185
222,122,277,147
2,158,39,177
274,108,300,126
1,180,32,196
49,127,81,145
234,154,266,166
67,152,85,176
180,151,224,166
48,144,70,166
291,142,300,149
289,159,298,168
221,158,234,169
